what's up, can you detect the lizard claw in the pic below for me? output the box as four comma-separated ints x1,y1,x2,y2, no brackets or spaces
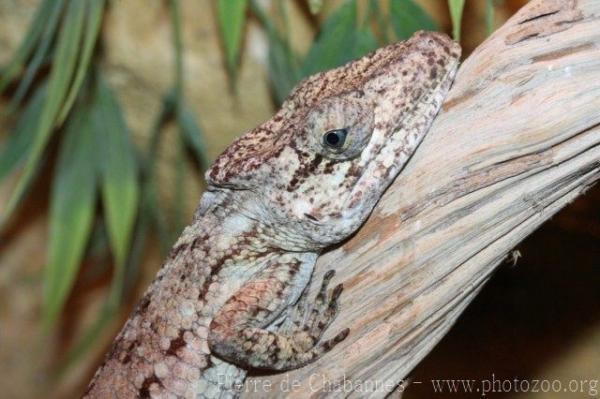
278,269,349,363
316,270,335,302
330,283,343,302
304,271,344,341
319,327,350,353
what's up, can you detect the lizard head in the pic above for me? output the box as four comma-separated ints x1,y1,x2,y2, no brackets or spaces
206,31,460,250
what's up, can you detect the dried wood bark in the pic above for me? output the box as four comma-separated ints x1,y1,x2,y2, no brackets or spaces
243,0,600,397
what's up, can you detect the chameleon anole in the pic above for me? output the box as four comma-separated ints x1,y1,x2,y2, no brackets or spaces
85,31,460,398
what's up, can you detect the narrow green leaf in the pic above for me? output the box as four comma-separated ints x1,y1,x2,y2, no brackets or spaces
448,0,466,41
57,190,148,376
354,27,378,57
486,0,495,35
0,0,85,229
57,0,106,124
94,78,139,273
268,36,302,104
178,102,208,168
0,0,55,93
56,256,123,375
390,0,438,40
0,84,47,182
369,0,390,44
9,0,67,111
143,94,175,255
216,0,248,81
43,107,96,329
56,300,113,377
302,0,358,76
301,0,378,77
249,0,302,104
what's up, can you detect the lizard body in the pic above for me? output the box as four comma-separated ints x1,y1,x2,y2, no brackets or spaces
85,31,460,398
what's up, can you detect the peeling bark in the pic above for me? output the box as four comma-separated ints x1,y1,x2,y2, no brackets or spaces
243,0,600,397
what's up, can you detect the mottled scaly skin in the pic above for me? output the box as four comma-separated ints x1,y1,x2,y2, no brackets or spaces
85,31,460,398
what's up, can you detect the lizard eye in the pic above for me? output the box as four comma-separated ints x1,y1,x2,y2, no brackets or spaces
322,128,348,151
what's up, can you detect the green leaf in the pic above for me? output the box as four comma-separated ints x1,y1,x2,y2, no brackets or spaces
0,0,86,229
43,106,96,329
390,0,438,40
142,94,175,254
178,102,208,169
55,300,114,378
57,0,106,124
301,0,378,77
8,0,67,111
249,0,302,104
486,0,495,35
268,36,302,104
0,0,56,93
301,0,358,76
354,27,378,57
369,0,390,43
448,0,466,41
0,84,47,182
216,0,248,81
93,78,139,274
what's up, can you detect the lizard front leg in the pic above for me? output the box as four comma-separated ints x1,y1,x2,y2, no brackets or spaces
208,256,348,371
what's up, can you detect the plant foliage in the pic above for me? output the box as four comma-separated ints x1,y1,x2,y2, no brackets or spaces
0,0,494,371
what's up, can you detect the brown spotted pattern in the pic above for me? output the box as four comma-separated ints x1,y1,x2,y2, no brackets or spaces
85,31,460,398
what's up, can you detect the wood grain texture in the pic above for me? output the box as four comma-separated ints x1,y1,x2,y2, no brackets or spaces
243,0,600,397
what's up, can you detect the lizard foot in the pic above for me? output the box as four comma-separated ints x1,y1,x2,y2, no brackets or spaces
286,270,346,343
209,266,349,371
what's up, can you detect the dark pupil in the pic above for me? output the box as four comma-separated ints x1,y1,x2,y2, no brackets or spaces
323,128,347,149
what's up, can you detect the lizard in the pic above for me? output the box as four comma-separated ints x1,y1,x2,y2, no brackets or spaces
84,31,461,399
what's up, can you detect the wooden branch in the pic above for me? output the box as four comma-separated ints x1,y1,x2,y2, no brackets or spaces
243,0,600,397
